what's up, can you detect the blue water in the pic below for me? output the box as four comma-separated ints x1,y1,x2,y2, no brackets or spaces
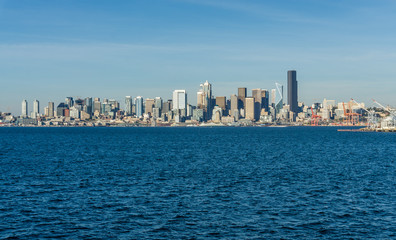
0,127,395,239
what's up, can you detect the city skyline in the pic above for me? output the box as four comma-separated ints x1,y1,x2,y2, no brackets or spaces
1,0,396,114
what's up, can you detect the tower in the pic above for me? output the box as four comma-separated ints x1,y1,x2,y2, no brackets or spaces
21,100,28,117
135,96,143,117
287,70,298,113
48,102,54,118
125,96,133,116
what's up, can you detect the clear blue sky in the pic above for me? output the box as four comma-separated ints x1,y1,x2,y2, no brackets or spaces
1,0,396,115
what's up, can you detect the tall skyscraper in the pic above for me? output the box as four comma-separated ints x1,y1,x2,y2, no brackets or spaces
48,102,54,118
252,89,262,121
197,80,212,120
32,100,39,118
237,87,247,110
125,96,133,116
173,90,187,110
230,94,238,118
145,98,155,115
215,96,226,112
275,83,283,113
245,97,255,120
287,70,298,113
21,100,28,117
135,96,143,117
84,97,93,115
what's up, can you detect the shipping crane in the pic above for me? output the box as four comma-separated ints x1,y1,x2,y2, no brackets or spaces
311,108,321,126
342,101,361,125
351,98,377,129
372,99,396,128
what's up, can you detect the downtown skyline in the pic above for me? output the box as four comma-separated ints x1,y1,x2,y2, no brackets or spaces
1,0,396,114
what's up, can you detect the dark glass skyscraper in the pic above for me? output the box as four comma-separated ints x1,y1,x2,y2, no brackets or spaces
287,70,298,113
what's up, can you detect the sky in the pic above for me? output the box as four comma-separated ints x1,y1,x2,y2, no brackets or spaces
1,0,396,115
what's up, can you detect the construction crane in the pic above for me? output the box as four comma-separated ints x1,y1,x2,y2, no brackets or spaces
310,108,321,126
351,98,377,129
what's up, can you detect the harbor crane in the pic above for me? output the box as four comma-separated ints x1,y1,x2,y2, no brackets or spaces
310,108,321,126
342,101,361,125
351,98,377,129
372,99,396,128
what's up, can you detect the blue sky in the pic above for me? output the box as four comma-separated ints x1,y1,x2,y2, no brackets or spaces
1,0,396,114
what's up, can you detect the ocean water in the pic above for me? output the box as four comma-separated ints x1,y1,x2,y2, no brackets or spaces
0,127,395,239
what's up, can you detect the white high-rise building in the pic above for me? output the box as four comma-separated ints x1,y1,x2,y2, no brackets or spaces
31,100,39,118
172,90,187,110
21,100,28,117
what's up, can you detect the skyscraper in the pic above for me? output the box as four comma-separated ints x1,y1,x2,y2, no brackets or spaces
135,96,143,117
65,97,74,108
197,80,212,120
48,102,54,118
230,94,238,118
237,87,247,110
245,97,255,121
287,70,298,113
21,100,28,117
84,97,93,115
125,96,133,116
252,89,262,121
215,96,226,112
273,83,283,114
145,98,155,115
172,90,187,110
32,100,39,118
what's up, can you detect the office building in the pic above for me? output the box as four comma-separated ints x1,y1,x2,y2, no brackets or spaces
238,87,247,110
65,97,74,108
275,83,283,113
245,97,255,120
135,96,143,117
32,100,39,118
84,97,93,115
215,96,226,112
56,103,68,117
197,80,212,120
21,100,28,117
287,70,298,113
48,102,54,118
230,94,238,117
173,90,187,110
145,98,155,115
125,96,133,116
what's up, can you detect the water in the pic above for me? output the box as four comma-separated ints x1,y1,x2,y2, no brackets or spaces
0,127,395,239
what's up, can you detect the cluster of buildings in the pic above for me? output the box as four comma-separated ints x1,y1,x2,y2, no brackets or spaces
0,70,392,127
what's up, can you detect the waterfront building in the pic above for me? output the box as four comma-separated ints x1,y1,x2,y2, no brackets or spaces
245,97,255,121
212,106,223,123
135,96,143,117
125,96,133,116
287,70,298,114
69,106,80,119
48,102,54,118
21,100,28,117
